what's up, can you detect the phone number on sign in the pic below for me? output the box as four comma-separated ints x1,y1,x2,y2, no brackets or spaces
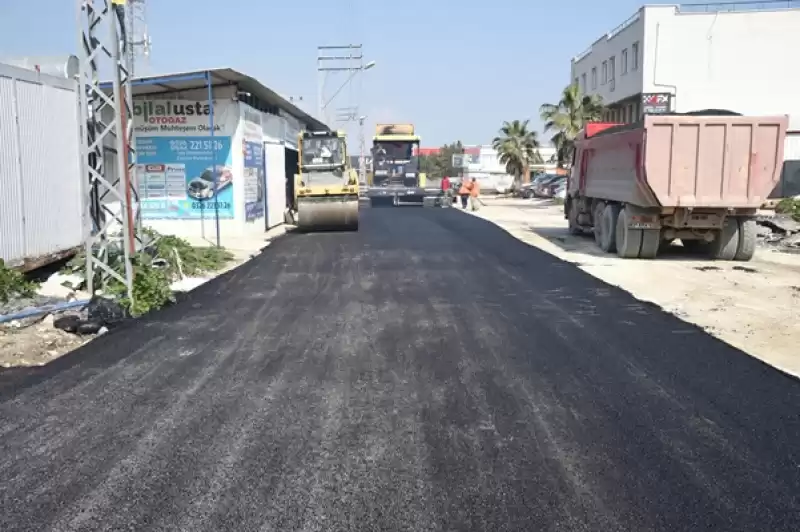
192,201,231,210
169,140,224,151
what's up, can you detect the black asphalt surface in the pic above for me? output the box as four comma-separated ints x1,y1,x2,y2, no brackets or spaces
1,205,799,531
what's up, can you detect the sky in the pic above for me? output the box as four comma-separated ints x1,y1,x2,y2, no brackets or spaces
0,0,667,146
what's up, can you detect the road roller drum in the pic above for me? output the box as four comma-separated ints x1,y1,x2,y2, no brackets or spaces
297,197,359,231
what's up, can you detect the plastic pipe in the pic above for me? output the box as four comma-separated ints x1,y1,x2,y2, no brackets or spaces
0,299,90,325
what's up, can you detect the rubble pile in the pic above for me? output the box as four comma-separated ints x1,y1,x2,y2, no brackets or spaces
756,214,800,252
0,272,130,368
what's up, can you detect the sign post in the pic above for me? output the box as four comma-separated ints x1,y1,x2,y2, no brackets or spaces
452,153,469,184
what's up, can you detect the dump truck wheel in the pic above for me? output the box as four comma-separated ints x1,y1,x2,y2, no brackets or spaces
708,217,740,260
639,230,661,259
592,202,606,246
615,207,644,258
567,200,582,235
599,203,620,253
734,218,757,261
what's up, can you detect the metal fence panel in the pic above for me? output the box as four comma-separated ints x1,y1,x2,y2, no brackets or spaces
0,62,83,270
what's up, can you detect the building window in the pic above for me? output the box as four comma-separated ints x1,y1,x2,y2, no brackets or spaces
609,56,615,91
581,73,587,93
601,61,608,84
622,48,628,75
591,67,597,89
574,77,579,88
632,42,639,70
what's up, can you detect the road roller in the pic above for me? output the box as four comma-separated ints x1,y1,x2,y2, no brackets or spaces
290,129,359,231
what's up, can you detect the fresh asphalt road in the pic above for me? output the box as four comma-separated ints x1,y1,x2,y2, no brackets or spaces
1,204,799,532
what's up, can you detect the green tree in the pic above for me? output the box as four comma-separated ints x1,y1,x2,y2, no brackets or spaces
419,141,465,180
539,83,604,168
491,119,541,186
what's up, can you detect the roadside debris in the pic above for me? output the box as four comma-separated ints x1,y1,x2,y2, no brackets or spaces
1,229,239,369
756,214,800,252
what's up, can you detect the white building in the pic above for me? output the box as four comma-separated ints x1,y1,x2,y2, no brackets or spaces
570,2,800,196
464,144,560,192
101,68,328,243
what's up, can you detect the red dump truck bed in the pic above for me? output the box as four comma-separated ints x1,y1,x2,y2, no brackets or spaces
572,114,788,209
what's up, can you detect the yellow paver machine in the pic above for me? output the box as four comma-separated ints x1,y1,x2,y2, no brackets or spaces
290,130,359,231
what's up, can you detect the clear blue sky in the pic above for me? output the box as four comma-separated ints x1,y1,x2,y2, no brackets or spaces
0,0,663,146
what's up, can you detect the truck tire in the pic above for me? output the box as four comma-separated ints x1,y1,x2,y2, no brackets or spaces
734,218,757,261
592,202,606,246
639,230,661,259
567,200,582,235
708,217,739,260
599,203,621,253
615,207,644,258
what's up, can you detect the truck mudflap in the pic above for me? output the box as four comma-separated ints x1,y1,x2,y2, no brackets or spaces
622,204,662,230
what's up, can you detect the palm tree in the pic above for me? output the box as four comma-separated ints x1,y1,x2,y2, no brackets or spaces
491,119,541,186
539,84,604,168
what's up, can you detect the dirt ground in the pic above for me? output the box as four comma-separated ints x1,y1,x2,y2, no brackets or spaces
469,197,800,378
0,314,91,368
0,227,286,370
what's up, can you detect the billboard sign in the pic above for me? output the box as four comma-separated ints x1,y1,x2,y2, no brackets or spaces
242,105,266,221
641,93,672,114
452,153,467,168
133,99,236,220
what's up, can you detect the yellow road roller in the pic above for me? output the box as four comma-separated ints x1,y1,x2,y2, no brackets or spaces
292,130,359,231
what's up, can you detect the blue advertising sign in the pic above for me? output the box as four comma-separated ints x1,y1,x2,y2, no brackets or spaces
135,136,234,219
244,139,266,221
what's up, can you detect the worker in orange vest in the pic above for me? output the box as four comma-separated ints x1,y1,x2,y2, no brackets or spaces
458,179,472,209
469,177,481,211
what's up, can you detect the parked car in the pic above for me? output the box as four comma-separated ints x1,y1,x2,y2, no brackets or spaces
553,181,567,200
515,174,552,198
534,174,563,197
542,176,567,198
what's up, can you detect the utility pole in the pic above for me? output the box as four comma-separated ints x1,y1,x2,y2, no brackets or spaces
77,0,140,301
335,106,359,123
317,45,375,126
358,115,367,185
124,0,151,77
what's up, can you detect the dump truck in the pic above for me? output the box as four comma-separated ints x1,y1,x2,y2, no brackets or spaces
367,123,435,206
289,129,359,231
565,112,788,261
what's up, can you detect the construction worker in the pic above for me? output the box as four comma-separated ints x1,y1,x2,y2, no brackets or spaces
458,179,472,209
440,175,452,207
469,177,481,211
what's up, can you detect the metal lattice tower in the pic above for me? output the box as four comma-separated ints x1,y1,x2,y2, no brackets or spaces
125,0,151,77
77,0,140,301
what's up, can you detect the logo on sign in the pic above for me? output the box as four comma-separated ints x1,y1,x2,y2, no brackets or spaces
641,93,671,114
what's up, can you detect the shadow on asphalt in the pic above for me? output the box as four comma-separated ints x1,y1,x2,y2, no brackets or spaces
528,225,735,262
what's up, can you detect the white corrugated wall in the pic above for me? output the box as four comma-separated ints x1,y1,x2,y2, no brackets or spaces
0,73,26,264
0,63,83,269
265,143,286,228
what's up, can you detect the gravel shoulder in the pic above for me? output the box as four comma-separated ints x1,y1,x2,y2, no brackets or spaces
469,197,800,378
